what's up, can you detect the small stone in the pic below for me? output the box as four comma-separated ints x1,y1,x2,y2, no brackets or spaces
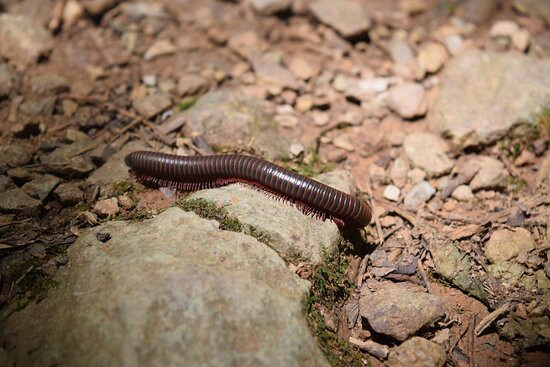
29,73,69,95
65,128,89,142
417,42,448,73
287,57,315,80
252,55,299,90
469,156,507,191
309,0,370,38
333,134,354,152
390,157,409,188
228,31,261,60
295,95,313,112
289,142,305,157
312,111,330,126
388,337,446,367
401,0,428,15
407,168,426,184
63,0,84,28
177,74,210,97
41,141,96,176
275,114,299,129
511,28,530,51
0,175,14,192
451,185,474,201
62,100,79,116
368,164,386,183
359,283,445,341
54,182,84,205
22,174,61,201
404,181,436,209
19,97,56,116
143,39,175,61
332,74,349,92
387,83,427,119
383,185,400,201
403,132,453,177
133,93,172,118
444,34,464,56
96,232,111,243
485,228,536,264
0,14,54,66
142,74,156,87
93,198,120,217
117,194,135,210
0,64,15,97
0,144,32,173
490,20,520,39
442,199,456,211
250,0,290,15
0,187,41,213
346,77,390,101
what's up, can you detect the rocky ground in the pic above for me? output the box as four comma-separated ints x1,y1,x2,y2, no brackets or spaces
0,0,549,366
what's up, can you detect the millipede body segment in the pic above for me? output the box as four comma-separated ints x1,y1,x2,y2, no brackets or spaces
125,151,372,227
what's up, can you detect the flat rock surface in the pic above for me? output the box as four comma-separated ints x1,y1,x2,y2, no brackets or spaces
189,170,355,265
181,89,291,160
429,50,550,147
1,208,328,367
359,282,445,341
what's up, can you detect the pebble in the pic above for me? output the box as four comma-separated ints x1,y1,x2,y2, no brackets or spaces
451,185,474,201
332,133,354,152
368,164,386,184
0,64,14,97
383,185,401,202
390,157,409,188
444,34,464,55
312,111,330,126
407,168,426,184
252,55,299,90
133,93,172,118
93,198,120,217
417,42,448,73
63,0,84,28
388,337,446,367
295,95,313,112
275,114,299,129
403,132,453,177
54,182,84,205
0,14,54,66
143,39,175,61
469,156,507,191
142,74,157,87
19,97,57,116
250,0,290,15
29,73,69,95
22,174,61,201
65,128,89,142
309,0,371,38
404,181,436,209
484,228,536,264
286,56,315,80
489,20,520,39
41,141,96,176
387,83,427,119
289,142,305,157
177,74,210,97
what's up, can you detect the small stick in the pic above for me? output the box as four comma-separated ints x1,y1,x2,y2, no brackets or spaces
416,259,433,294
475,302,510,336
468,314,476,367
356,255,369,287
364,179,383,244
349,337,389,359
48,0,66,32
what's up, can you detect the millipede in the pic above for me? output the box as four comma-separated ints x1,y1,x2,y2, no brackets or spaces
124,151,372,227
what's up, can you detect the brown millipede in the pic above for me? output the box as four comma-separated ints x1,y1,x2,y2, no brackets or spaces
125,151,372,227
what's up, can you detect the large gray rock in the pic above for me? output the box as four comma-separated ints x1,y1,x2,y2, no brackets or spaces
1,208,328,367
429,50,550,147
189,170,355,265
0,14,54,66
181,89,290,160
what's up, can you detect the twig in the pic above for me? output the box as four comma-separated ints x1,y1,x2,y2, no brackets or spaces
475,302,510,336
364,179,383,243
468,314,476,367
382,224,403,241
356,255,369,287
349,337,389,359
441,164,480,199
416,259,433,294
48,0,66,32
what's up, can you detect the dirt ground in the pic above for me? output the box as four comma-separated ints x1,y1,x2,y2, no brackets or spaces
1,0,549,366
